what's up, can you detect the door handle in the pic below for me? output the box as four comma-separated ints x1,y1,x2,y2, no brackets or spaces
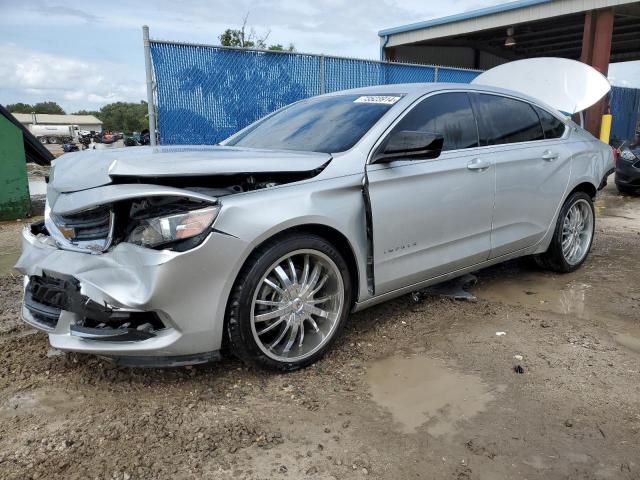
467,158,491,171
542,150,559,161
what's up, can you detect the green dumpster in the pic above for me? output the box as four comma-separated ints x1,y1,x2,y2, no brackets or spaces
0,113,30,220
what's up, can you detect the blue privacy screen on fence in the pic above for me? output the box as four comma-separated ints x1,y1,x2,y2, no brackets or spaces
610,86,640,142
149,41,481,145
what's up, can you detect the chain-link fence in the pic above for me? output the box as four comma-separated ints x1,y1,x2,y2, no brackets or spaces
148,40,481,145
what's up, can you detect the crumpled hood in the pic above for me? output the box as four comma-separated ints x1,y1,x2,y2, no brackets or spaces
49,145,332,193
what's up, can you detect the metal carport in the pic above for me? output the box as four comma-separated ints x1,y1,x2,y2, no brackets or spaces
379,0,640,136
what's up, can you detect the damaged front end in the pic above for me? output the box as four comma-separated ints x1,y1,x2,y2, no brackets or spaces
16,185,237,366
15,145,331,366
24,268,163,342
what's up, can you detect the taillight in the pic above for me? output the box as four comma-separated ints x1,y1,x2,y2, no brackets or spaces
612,147,618,168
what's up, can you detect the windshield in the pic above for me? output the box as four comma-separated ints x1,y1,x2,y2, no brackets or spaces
225,94,402,153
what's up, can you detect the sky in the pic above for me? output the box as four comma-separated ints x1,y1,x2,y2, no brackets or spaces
0,0,638,113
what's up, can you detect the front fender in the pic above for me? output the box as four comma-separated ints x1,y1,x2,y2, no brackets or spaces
213,175,370,302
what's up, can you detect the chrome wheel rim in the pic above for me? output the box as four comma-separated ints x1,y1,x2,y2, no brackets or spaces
250,249,344,362
561,199,593,265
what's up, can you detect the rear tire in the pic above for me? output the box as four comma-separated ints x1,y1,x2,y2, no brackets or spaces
226,233,351,371
534,191,595,273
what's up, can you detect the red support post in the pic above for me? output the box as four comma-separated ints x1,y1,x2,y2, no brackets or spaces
580,11,595,65
592,8,614,75
581,9,614,137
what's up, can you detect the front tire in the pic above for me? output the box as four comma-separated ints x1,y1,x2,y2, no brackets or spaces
535,191,595,273
226,233,352,371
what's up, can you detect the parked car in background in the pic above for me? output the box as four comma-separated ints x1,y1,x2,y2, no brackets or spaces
615,135,640,195
124,134,139,147
61,143,79,153
16,83,613,370
99,130,118,144
139,129,151,145
124,131,151,147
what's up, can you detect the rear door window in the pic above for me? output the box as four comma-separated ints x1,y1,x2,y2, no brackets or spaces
471,94,544,146
389,92,478,151
534,106,566,139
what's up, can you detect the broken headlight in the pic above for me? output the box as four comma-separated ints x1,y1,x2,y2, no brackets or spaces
126,205,220,249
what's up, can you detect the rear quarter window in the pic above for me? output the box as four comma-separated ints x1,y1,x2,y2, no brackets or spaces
534,106,566,139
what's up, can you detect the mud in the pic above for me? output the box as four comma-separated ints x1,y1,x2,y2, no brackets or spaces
0,183,639,479
0,221,23,277
614,332,640,354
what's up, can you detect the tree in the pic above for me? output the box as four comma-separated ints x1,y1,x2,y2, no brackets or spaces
32,101,65,114
219,13,295,51
95,101,148,133
5,102,34,113
7,101,66,114
71,109,101,117
268,44,295,52
219,28,250,48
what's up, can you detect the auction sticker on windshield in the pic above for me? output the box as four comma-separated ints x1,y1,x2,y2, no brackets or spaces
354,96,401,105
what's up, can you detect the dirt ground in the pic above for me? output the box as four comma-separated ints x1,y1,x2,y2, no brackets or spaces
0,183,639,480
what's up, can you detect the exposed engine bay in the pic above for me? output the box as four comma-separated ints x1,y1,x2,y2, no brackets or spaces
111,171,317,198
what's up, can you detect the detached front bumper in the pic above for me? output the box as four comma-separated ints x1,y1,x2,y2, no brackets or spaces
15,223,249,366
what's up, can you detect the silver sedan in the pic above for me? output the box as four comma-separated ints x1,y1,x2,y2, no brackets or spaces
16,83,614,370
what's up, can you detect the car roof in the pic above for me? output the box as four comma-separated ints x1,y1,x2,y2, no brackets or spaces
326,82,564,117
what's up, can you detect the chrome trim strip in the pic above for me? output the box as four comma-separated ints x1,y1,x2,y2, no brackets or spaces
21,306,57,333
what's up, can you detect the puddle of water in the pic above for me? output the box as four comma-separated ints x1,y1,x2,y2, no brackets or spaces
475,273,598,321
594,188,640,232
614,333,640,354
474,261,640,359
595,191,640,220
523,455,548,470
366,355,495,435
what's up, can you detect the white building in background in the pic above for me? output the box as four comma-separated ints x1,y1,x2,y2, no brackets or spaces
13,113,103,133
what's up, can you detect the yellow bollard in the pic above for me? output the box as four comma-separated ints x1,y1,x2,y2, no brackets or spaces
599,114,612,143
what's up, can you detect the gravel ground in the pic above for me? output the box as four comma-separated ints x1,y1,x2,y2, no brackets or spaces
0,183,639,480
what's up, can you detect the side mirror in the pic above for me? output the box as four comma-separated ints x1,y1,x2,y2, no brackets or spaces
373,130,444,163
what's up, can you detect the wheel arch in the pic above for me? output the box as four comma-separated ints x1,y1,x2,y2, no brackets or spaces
228,223,362,310
567,181,598,200
287,224,360,303
533,180,598,256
